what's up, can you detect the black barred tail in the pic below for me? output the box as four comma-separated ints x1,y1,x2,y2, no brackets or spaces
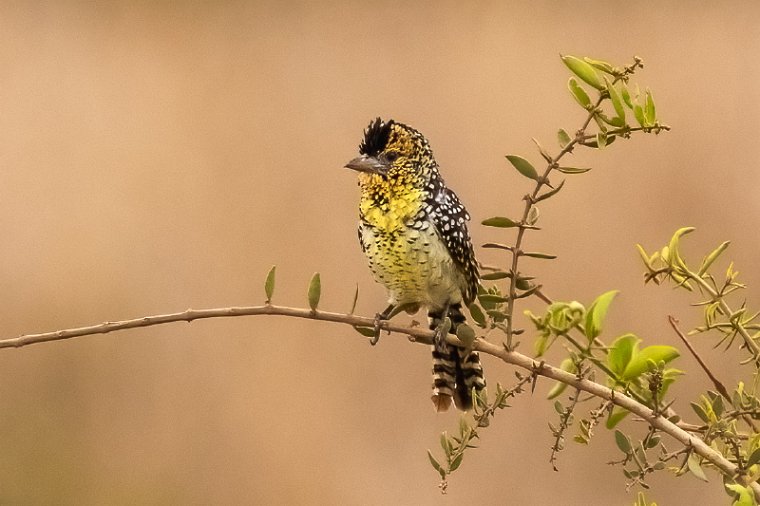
429,304,486,412
431,344,456,412
454,347,486,410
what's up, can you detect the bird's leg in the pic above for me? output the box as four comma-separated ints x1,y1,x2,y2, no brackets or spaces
430,302,451,351
371,304,396,346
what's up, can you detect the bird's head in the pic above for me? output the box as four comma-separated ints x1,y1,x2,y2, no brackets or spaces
345,118,436,184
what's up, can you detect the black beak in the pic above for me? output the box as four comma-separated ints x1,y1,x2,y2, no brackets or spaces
345,154,387,175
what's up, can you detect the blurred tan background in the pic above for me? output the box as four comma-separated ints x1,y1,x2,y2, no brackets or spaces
1,1,759,504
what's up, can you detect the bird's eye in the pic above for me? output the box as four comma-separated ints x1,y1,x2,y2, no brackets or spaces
385,151,400,162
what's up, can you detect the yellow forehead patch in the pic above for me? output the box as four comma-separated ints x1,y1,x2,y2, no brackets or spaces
386,126,415,154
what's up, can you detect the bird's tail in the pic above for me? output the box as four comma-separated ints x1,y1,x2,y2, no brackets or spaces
430,304,486,412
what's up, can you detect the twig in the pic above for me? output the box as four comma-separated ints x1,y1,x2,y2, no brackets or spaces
550,387,581,471
668,315,731,401
669,315,758,432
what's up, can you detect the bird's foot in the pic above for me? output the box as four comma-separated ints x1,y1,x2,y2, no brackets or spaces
370,304,396,346
432,317,452,351
370,313,385,346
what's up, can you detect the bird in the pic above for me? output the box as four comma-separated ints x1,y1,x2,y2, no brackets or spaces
344,117,486,412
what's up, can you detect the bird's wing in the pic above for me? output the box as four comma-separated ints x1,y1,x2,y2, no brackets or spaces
427,186,480,305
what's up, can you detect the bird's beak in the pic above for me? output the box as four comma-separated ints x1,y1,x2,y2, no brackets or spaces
345,155,387,175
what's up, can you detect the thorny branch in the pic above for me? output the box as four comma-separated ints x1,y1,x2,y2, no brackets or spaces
502,58,669,350
1,303,758,500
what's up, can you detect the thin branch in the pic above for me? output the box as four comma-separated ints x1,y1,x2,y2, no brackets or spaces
504,80,618,348
669,315,758,433
0,304,431,349
0,303,757,499
504,126,583,348
668,315,731,401
550,386,581,471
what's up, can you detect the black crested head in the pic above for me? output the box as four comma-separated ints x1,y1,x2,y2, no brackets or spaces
359,117,394,157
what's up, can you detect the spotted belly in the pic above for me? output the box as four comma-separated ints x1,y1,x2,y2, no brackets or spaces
359,222,465,311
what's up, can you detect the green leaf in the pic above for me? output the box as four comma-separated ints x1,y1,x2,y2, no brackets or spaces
608,333,640,376
745,447,760,468
307,272,321,310
456,323,476,347
534,334,548,357
556,166,591,175
521,251,556,260
526,206,540,226
574,435,588,445
621,84,633,109
506,155,539,181
458,416,470,437
515,277,532,290
636,244,653,270
604,76,625,123
568,77,592,108
353,326,376,337
481,242,512,250
481,216,519,228
614,430,632,454
583,57,615,75
593,112,609,133
645,434,660,449
690,402,710,423
582,134,616,149
468,303,487,328
547,358,576,399
449,453,463,472
534,179,566,203
622,345,680,381
480,271,510,280
596,132,607,149
667,227,695,270
687,454,708,482
557,128,572,148
604,115,625,127
561,55,604,90
350,283,359,314
606,406,630,429
440,432,452,456
698,241,730,276
712,395,724,417
644,89,656,124
264,265,276,303
584,290,619,340
726,483,757,506
478,294,510,304
427,450,446,480
633,103,647,127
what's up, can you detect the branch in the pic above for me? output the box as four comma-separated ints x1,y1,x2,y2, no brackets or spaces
0,305,431,349
668,315,731,401
478,340,759,498
1,303,756,499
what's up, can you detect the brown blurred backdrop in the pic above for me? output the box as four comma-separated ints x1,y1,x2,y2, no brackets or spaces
1,1,759,504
